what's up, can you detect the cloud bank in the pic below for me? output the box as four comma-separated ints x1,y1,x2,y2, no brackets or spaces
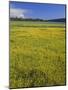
10,8,28,18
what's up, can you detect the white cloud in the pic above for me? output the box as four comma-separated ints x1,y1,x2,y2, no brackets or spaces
10,8,28,18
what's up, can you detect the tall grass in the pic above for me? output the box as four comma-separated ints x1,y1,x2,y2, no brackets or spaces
10,21,66,88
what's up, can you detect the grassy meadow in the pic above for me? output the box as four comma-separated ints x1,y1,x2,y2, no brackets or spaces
10,20,66,88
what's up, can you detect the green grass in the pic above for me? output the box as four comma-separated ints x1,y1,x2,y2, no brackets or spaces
10,21,66,88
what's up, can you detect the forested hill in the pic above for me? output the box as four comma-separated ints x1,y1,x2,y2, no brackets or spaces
48,18,66,22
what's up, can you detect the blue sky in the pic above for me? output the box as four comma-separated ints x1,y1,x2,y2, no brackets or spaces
10,1,66,20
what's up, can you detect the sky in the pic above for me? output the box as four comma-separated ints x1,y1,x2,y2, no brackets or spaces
10,1,66,20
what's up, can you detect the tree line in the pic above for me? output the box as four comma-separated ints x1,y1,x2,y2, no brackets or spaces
10,17,47,22
10,17,66,22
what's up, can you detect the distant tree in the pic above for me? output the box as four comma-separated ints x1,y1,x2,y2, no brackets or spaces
10,17,48,22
